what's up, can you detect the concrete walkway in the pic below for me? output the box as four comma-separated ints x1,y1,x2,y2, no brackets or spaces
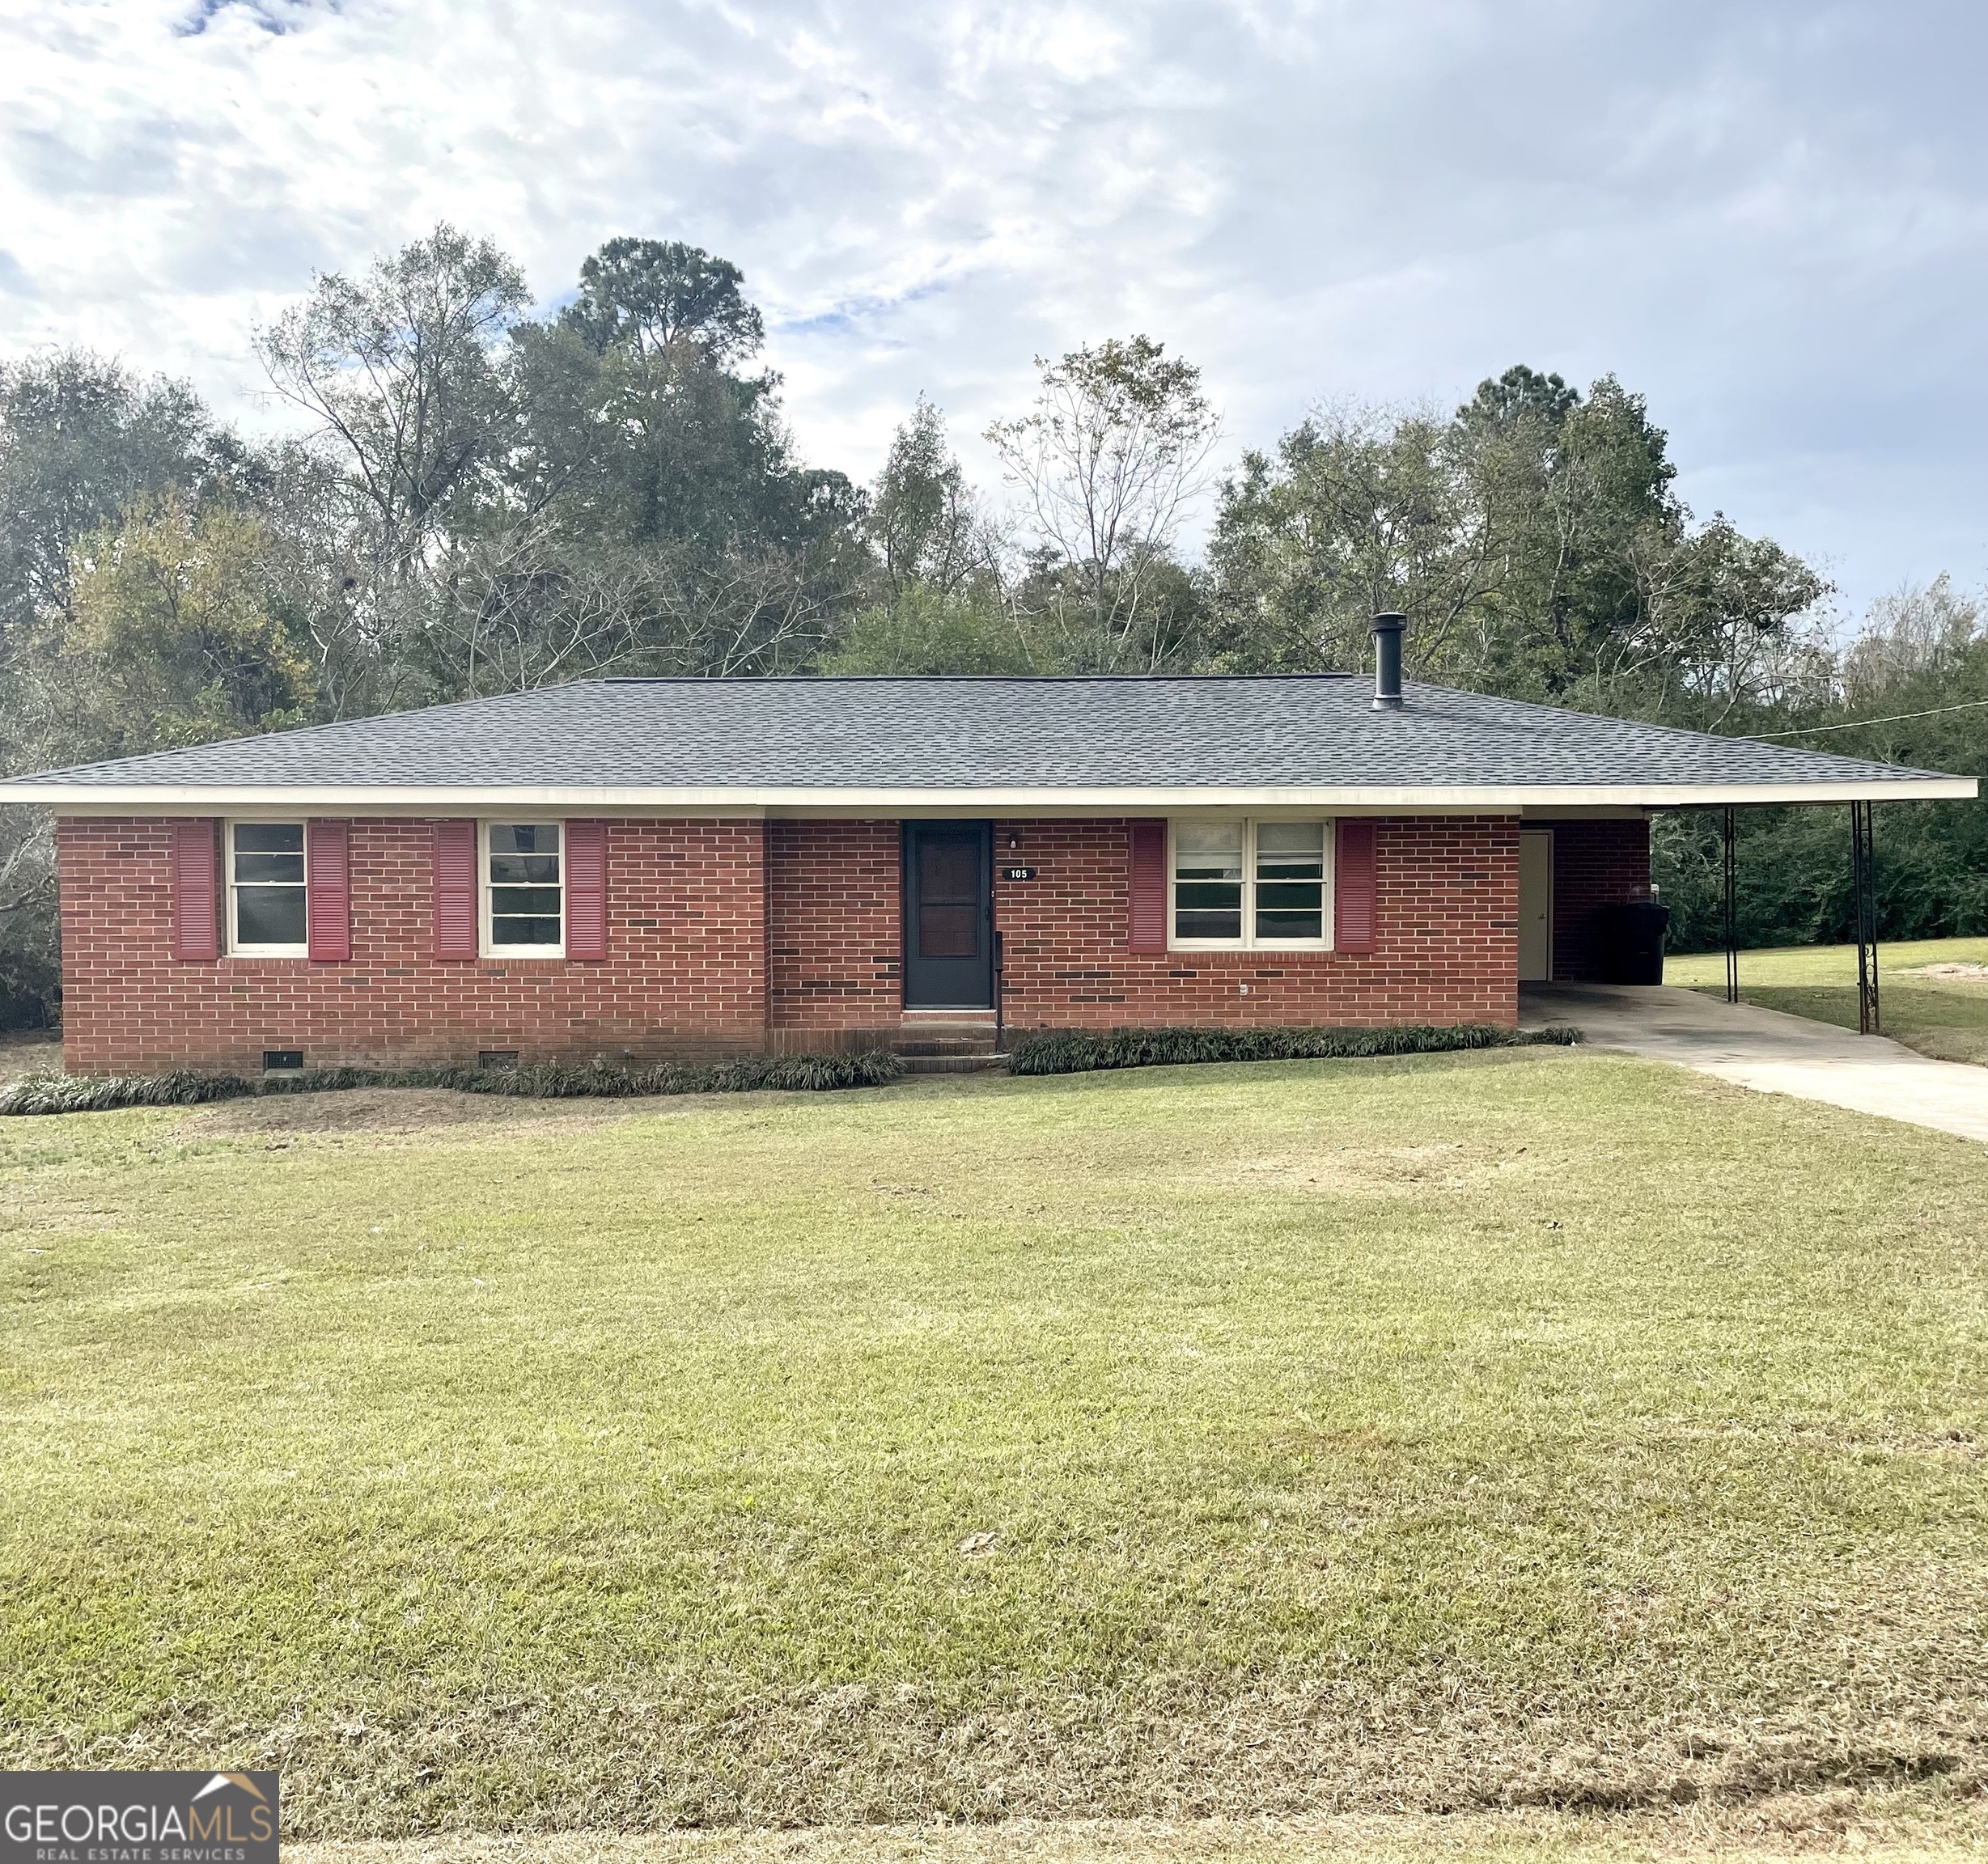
1520,981,1988,1144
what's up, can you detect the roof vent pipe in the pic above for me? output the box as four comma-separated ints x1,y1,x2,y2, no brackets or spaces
1371,612,1405,710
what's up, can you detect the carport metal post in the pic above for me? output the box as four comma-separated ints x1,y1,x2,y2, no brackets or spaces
1722,805,1739,1003
1851,800,1881,1036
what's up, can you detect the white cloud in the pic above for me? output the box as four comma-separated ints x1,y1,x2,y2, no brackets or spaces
0,0,1982,609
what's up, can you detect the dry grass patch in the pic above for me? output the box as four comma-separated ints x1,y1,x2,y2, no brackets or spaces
182,1085,659,1138
289,1790,1988,1862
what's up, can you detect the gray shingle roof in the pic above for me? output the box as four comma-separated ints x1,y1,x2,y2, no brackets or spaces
0,675,1969,801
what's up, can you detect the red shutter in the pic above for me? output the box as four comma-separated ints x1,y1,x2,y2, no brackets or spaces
307,820,351,962
1127,819,1168,953
1334,818,1376,953
433,820,478,961
565,820,607,961
172,820,223,961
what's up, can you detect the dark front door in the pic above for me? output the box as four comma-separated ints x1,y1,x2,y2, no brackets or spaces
904,822,994,1009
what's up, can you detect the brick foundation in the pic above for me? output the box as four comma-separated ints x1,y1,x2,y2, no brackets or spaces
58,811,1537,1074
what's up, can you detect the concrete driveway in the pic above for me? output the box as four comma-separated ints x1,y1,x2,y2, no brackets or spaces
1521,981,1988,1144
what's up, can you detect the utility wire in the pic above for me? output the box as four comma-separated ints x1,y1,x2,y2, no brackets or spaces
1750,696,1988,739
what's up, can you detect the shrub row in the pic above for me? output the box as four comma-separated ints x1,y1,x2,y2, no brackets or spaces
0,1050,902,1116
1004,1022,1582,1076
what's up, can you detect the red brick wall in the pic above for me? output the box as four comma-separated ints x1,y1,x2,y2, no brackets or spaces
767,819,901,1039
1544,818,1652,982
57,811,1528,1072
990,816,1519,1030
57,816,769,1075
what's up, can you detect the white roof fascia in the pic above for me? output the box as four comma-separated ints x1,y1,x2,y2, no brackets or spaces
4,777,1976,813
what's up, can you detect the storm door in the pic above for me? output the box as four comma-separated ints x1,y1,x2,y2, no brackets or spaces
903,822,994,1009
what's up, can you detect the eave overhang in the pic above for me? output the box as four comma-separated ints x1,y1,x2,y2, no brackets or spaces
2,777,1975,815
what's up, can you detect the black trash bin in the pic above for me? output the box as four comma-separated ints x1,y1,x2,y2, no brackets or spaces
1600,900,1670,985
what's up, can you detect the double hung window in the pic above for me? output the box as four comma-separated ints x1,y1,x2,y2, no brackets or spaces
1171,819,1329,949
229,822,307,955
484,823,563,954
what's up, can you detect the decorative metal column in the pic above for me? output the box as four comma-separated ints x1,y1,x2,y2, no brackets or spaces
1723,804,1739,1004
1850,801,1881,1036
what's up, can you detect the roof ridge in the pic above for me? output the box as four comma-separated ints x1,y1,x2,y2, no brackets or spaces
596,672,1363,684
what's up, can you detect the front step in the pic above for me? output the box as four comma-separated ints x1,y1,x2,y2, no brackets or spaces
892,1015,1000,1059
898,1053,1008,1074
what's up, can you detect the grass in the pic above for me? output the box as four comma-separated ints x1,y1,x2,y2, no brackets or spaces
2,1053,1986,1846
288,1798,1988,1862
1666,935,1988,1064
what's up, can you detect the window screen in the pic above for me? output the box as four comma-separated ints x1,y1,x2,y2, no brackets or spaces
1254,822,1325,941
488,824,562,949
1173,823,1244,942
1171,820,1330,947
231,823,307,951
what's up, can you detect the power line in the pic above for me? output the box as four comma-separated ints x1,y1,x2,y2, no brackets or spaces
1751,696,1988,739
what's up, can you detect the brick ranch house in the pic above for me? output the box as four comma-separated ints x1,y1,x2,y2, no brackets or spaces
3,659,1972,1076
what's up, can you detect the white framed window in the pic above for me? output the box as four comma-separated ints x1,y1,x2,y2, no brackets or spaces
1170,819,1331,950
483,822,563,955
227,821,307,955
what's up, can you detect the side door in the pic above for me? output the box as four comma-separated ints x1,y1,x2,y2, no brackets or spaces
1518,828,1554,982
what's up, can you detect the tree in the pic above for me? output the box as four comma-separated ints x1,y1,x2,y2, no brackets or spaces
1207,404,1496,676
45,494,313,759
558,238,765,365
1208,366,1829,721
986,336,1219,671
510,320,811,553
863,397,989,598
511,236,862,563
1460,374,1681,701
1841,574,1982,701
0,352,220,659
257,224,528,571
824,585,1041,676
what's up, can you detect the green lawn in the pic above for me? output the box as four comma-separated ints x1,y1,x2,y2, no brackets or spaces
1666,936,1988,1064
4,1056,1986,1845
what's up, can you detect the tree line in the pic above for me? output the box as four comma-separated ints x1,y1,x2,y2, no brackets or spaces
0,223,1979,1020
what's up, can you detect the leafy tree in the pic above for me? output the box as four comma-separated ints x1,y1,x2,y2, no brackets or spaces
511,237,861,566
1210,366,1828,720
48,494,313,758
863,397,989,599
481,235,863,692
1206,405,1494,676
821,398,1035,675
986,337,1219,671
824,585,1039,676
510,320,813,553
559,238,765,365
0,352,220,659
257,224,528,570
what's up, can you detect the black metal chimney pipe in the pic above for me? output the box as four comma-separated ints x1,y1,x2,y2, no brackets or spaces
1371,612,1405,710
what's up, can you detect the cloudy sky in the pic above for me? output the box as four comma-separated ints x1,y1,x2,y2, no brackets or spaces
2,0,1982,616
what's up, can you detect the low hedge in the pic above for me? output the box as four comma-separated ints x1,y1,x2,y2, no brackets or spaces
0,1050,901,1116
1005,1022,1582,1076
